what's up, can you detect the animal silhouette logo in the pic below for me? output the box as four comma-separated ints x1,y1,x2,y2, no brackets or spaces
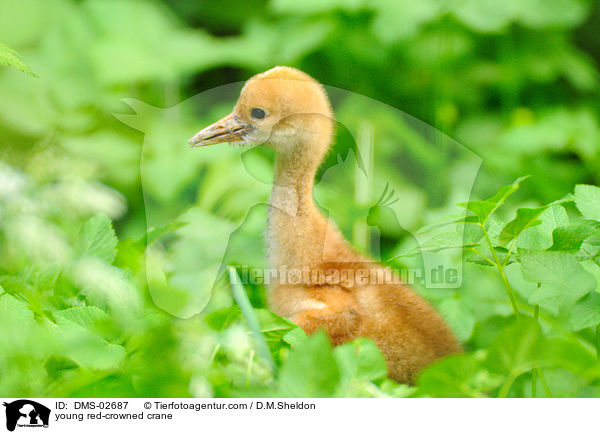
3,400,50,431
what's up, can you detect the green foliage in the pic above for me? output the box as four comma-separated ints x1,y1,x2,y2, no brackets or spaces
74,214,118,263
278,332,340,397
574,185,600,221
0,42,36,76
520,250,595,313
1,0,600,398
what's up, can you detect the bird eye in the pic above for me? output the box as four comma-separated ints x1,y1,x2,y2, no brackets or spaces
251,108,267,120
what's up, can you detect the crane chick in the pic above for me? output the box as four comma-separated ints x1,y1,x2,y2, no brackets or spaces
190,66,460,383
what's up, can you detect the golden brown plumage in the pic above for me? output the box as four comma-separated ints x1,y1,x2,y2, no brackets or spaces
190,66,460,383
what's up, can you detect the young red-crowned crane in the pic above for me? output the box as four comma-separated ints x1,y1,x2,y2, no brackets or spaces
189,66,460,383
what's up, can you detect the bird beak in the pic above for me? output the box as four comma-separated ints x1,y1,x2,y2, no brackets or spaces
188,113,249,147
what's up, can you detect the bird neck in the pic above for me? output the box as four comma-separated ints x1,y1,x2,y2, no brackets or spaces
271,150,320,211
267,147,330,270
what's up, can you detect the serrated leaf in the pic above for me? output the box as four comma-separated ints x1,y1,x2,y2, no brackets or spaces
75,213,118,263
520,250,596,313
0,43,36,76
574,184,600,221
54,313,125,370
70,258,141,320
55,306,110,331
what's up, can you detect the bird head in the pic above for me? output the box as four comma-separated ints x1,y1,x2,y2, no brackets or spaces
189,66,334,159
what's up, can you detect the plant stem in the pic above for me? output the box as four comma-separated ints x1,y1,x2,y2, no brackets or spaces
596,325,600,360
499,267,520,317
502,239,517,267
532,304,539,398
498,373,517,398
470,247,497,267
208,343,221,366
482,226,520,317
539,369,552,397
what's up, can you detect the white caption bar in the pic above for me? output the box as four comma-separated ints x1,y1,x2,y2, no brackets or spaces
1,398,596,434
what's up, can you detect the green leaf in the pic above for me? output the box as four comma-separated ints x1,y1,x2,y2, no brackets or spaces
485,318,543,377
75,213,118,264
457,200,496,223
458,176,529,224
574,184,600,221
282,327,308,347
70,258,141,320
461,220,484,245
568,292,600,331
517,204,570,250
520,250,596,313
467,255,495,266
542,337,600,380
54,311,125,370
0,43,36,76
139,220,188,247
499,206,546,245
0,292,36,332
254,308,297,352
500,196,572,245
416,353,499,397
0,293,53,358
278,331,340,397
334,338,387,384
548,221,595,253
206,305,242,330
450,0,512,32
55,306,111,331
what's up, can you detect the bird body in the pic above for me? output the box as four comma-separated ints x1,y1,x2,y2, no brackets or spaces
190,66,460,383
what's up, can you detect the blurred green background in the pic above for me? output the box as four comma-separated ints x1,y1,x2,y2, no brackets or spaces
1,0,599,398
